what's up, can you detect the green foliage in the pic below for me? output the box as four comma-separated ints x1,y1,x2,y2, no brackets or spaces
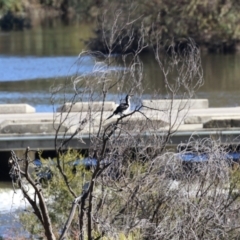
39,0,94,16
95,230,141,240
0,0,23,14
41,150,91,227
229,165,240,190
15,142,240,239
1,0,240,52
143,0,240,45
19,213,44,237
89,0,240,53
20,150,93,237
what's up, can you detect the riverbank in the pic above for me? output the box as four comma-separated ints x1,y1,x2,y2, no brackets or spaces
0,0,97,31
0,0,240,53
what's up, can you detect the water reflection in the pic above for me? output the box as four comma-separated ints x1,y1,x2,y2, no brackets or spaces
1,53,240,111
0,21,94,56
198,54,240,107
141,52,240,107
0,20,240,110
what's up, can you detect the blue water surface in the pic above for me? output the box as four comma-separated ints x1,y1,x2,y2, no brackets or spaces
0,55,93,81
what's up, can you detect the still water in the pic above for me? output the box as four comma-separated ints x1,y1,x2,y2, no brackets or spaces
0,20,240,237
0,21,240,112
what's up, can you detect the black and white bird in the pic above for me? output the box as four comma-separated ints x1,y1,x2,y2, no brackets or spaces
106,94,132,120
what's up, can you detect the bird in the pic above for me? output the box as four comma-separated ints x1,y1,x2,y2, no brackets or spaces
106,94,132,120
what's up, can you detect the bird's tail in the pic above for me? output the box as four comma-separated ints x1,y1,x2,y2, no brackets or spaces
106,113,114,120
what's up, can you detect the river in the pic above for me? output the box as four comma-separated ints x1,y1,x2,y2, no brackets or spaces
0,19,240,237
0,20,240,112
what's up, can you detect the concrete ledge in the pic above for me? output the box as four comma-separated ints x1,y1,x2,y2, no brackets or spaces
0,120,67,134
142,99,209,110
203,117,240,129
0,104,35,114
177,124,203,131
57,101,116,112
185,109,240,124
104,115,169,131
184,116,212,124
123,119,168,131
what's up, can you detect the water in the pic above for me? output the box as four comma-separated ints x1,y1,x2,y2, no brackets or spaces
198,53,240,107
140,52,240,108
1,21,240,112
0,20,97,112
0,182,29,238
0,55,94,81
1,53,240,112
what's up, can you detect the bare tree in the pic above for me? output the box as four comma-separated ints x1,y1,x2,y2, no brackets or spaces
9,3,240,240
9,148,56,240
